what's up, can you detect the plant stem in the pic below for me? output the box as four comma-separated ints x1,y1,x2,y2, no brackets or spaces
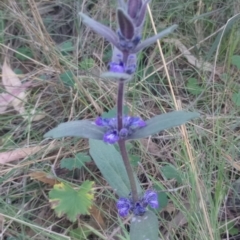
117,82,124,131
117,78,138,203
118,140,138,202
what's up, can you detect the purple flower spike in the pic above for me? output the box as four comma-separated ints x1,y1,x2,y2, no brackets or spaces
144,190,159,209
117,197,132,217
80,3,177,56
103,130,119,144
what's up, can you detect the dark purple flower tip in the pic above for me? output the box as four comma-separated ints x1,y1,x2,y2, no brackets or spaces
95,117,109,127
128,0,142,19
144,190,159,209
135,0,150,28
103,130,119,144
117,8,135,40
117,197,132,217
132,202,146,216
109,62,125,73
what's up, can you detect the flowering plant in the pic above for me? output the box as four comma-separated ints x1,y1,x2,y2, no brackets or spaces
44,0,199,239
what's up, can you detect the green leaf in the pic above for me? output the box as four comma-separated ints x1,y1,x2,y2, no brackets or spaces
232,91,240,106
103,48,112,62
186,78,204,95
70,227,92,239
231,55,240,70
153,185,168,211
59,41,74,52
15,47,34,61
60,153,92,170
161,164,182,184
115,141,133,153
219,221,239,235
89,139,141,197
49,181,94,222
153,184,168,212
14,68,23,75
102,106,129,118
44,120,105,140
206,14,240,60
138,66,156,82
157,191,168,210
59,70,75,87
130,211,158,240
127,111,199,140
39,74,48,81
80,58,95,70
129,155,140,167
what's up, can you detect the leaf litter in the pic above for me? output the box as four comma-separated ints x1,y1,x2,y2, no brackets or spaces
1,57,27,114
1,56,45,121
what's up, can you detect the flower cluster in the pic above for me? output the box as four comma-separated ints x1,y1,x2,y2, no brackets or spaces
95,116,146,144
79,0,177,77
116,190,159,217
108,47,137,74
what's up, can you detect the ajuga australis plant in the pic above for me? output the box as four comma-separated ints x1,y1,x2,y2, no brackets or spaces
44,1,199,239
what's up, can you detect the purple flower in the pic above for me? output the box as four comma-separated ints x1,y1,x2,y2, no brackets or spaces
95,117,110,127
94,116,146,144
132,202,146,216
123,116,146,130
109,47,137,75
143,190,159,209
117,190,159,217
103,129,119,144
117,197,132,217
109,62,125,73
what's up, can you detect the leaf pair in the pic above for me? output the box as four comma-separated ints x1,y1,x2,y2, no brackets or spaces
79,12,178,54
44,111,199,141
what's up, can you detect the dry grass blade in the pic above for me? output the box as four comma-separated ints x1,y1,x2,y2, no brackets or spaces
163,38,222,76
147,4,214,239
